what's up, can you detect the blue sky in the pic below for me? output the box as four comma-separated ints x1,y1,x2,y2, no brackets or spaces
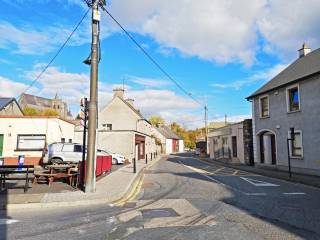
0,0,320,128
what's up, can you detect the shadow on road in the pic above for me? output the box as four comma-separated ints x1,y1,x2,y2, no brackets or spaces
165,154,320,239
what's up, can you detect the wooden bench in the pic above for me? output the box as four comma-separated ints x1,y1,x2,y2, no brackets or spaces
33,172,57,186
0,165,34,193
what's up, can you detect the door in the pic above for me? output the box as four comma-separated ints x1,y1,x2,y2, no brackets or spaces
270,135,276,165
232,136,237,158
259,134,265,163
0,134,3,157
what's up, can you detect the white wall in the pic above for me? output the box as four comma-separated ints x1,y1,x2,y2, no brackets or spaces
165,139,172,154
179,140,184,152
0,117,74,158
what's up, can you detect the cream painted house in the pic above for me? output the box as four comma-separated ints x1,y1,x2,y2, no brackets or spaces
74,88,158,162
0,116,75,165
152,125,184,154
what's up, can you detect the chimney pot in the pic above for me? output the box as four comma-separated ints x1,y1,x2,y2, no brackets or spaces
298,42,311,58
113,88,125,99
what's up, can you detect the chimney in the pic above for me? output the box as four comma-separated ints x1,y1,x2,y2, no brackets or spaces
125,98,135,107
298,43,311,58
113,88,124,99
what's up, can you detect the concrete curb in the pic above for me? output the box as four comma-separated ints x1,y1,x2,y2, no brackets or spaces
4,155,164,210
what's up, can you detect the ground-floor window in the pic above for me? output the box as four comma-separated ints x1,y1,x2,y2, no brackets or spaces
290,130,303,158
17,134,46,151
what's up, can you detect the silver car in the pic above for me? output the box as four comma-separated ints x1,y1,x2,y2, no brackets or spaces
43,143,84,164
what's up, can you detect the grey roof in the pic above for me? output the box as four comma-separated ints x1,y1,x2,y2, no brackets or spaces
0,98,14,110
157,125,181,140
247,48,320,99
19,93,52,107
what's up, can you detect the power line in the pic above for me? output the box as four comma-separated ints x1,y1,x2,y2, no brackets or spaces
99,5,203,107
16,8,90,99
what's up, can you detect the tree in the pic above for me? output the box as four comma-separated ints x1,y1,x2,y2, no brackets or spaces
23,107,39,116
149,115,165,126
42,108,59,116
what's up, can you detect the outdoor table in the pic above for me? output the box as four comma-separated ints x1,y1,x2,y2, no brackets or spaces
45,164,78,187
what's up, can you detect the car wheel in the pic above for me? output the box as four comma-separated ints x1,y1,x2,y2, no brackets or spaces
51,158,63,164
112,158,118,165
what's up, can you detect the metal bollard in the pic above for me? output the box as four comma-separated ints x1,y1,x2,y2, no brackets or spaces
133,158,136,173
146,154,148,164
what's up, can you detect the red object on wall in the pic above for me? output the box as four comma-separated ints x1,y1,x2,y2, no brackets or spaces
172,139,179,152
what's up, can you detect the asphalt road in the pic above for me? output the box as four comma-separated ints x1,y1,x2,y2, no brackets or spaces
1,153,320,240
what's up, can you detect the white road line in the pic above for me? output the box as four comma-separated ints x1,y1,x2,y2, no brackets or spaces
178,160,247,195
283,192,306,195
0,219,19,225
244,193,267,196
240,177,279,187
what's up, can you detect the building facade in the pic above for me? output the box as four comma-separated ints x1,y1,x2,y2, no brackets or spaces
152,125,184,154
0,116,75,165
208,120,253,165
19,93,73,119
74,88,158,162
247,44,320,176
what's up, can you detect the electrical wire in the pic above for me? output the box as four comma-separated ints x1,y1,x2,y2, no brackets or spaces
99,5,203,107
16,8,90,99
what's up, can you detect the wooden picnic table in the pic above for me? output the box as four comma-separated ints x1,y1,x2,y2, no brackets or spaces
41,164,78,187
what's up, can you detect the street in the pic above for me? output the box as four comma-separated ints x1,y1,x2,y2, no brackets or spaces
2,153,320,240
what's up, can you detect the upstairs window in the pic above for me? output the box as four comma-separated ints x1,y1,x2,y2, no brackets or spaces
287,85,300,112
259,96,269,118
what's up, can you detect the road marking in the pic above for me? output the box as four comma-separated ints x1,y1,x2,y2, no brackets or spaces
0,219,19,225
240,177,279,187
232,170,239,175
283,192,306,195
244,193,267,196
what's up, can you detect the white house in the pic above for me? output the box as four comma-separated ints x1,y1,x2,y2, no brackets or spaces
0,116,75,165
152,125,184,154
74,88,158,162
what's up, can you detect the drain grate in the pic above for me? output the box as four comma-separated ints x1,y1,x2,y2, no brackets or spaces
141,208,179,218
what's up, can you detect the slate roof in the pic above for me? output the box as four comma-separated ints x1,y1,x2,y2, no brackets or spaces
0,98,14,110
19,93,52,107
247,48,320,99
157,125,181,140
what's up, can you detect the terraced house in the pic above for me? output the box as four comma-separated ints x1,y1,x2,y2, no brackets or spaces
247,43,320,176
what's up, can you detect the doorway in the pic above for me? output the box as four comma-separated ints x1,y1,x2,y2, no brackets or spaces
259,131,277,165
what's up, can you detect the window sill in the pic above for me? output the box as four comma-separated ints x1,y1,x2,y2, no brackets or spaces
290,156,304,160
14,149,43,152
287,109,301,114
259,116,270,119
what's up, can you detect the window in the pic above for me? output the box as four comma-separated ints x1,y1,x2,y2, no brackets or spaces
287,86,300,112
61,138,65,143
16,135,46,151
259,96,269,117
68,139,72,143
106,124,112,131
289,131,303,158
74,145,83,153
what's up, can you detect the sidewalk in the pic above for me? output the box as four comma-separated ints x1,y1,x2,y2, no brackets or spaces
1,155,163,210
200,157,320,189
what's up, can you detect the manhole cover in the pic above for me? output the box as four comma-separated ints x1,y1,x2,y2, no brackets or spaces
141,208,179,218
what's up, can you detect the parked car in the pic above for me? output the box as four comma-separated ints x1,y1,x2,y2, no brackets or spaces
43,143,111,164
97,149,125,165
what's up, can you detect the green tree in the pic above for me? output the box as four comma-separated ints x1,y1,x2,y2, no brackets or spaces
149,115,165,126
42,108,59,116
23,107,39,116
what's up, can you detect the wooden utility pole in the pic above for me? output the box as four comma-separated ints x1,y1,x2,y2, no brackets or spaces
85,0,100,193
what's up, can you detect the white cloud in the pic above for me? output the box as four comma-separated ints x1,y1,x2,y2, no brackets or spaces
108,0,266,66
211,63,287,90
258,0,320,58
0,19,92,55
125,75,172,88
0,76,30,97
